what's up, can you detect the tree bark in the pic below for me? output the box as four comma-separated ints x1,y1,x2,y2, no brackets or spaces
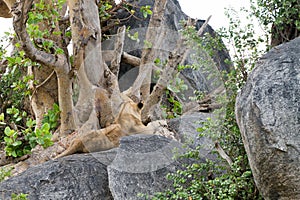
130,0,168,101
12,0,76,135
0,0,12,18
69,0,121,131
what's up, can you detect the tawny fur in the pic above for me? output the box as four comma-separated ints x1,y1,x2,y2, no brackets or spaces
55,101,150,158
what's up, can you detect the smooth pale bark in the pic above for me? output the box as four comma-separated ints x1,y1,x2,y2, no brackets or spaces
130,0,168,101
68,0,121,130
109,26,126,77
69,0,102,128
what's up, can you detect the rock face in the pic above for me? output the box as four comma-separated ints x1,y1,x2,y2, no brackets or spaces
235,37,300,199
105,0,230,94
0,135,190,200
168,113,214,151
108,134,187,199
0,151,116,200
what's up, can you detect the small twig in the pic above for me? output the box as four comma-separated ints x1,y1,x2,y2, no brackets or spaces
30,70,55,99
198,15,212,36
215,142,233,166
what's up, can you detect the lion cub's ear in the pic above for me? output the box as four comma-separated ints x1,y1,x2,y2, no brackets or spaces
137,101,144,110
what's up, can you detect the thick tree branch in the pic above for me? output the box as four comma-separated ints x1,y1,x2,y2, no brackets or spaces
130,0,168,101
141,16,212,123
121,52,141,67
103,51,141,67
12,0,68,70
109,25,125,77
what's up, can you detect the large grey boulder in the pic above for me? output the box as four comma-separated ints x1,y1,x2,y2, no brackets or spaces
0,151,116,200
108,134,188,200
235,37,300,199
0,134,191,200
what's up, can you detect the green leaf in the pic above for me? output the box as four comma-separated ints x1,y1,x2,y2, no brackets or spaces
15,56,22,65
0,113,4,121
41,123,50,132
11,151,17,158
4,137,13,144
55,48,64,55
12,140,22,147
4,127,13,136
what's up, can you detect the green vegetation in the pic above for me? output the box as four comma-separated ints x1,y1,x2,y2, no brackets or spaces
250,0,300,46
11,193,29,200
140,0,298,199
0,0,298,198
1,104,58,158
0,166,13,182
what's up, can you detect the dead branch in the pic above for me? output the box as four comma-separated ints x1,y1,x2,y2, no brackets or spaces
198,15,212,36
130,0,168,101
109,25,126,77
122,52,141,67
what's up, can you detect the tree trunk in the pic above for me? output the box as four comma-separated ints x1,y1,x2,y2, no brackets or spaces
68,0,116,131
12,0,76,136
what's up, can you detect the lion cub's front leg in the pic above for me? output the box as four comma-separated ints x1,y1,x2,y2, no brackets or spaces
55,124,123,158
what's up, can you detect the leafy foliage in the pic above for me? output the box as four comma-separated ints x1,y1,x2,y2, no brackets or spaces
140,5,153,18
42,103,60,132
1,104,58,157
145,3,272,199
250,0,300,46
11,193,29,200
0,166,13,182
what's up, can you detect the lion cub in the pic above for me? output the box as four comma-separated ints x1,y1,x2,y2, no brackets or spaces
56,101,150,158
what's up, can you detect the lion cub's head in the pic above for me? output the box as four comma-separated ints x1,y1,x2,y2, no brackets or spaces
115,101,146,134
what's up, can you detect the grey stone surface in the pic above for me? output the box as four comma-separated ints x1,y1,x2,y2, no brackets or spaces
0,135,192,200
168,113,214,153
107,134,188,200
104,0,230,93
0,151,116,200
236,37,300,199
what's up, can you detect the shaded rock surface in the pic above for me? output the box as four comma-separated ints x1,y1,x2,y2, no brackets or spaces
0,151,116,200
168,112,214,152
236,37,300,199
0,135,194,200
108,134,188,200
103,0,230,94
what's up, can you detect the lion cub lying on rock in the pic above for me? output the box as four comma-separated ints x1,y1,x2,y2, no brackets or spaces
56,101,151,158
